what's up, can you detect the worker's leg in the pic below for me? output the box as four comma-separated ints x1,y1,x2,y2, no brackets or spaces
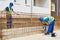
7,15,12,29
47,19,55,34
10,22,12,28
45,24,52,35
50,20,55,33
45,19,55,35
7,23,9,29
7,15,9,29
9,15,12,28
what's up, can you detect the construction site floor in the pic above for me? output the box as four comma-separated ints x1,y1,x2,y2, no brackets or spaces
6,30,60,40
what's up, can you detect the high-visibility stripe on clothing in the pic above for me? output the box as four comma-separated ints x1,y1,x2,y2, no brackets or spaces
44,16,54,23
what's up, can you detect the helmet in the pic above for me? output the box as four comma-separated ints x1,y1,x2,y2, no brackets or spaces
45,18,49,22
9,2,14,6
39,16,43,22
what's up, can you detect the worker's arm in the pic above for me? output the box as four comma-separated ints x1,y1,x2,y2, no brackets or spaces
13,11,20,15
45,21,50,25
42,21,50,26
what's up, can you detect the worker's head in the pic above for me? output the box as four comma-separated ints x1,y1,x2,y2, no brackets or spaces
39,16,43,22
9,2,14,7
39,16,45,24
39,16,49,24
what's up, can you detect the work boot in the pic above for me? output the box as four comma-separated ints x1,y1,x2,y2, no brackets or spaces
44,32,49,35
51,33,56,37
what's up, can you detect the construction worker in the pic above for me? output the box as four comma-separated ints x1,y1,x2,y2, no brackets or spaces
39,16,56,37
1,2,19,29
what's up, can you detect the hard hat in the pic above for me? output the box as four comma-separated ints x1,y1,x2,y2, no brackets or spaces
9,2,14,6
39,16,43,22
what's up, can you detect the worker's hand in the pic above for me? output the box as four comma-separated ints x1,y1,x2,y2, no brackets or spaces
48,22,50,25
13,11,20,15
45,22,50,26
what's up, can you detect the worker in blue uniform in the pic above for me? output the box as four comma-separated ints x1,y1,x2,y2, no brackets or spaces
39,16,56,37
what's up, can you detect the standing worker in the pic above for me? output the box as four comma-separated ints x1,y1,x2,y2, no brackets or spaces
1,2,19,29
6,2,14,29
39,16,56,37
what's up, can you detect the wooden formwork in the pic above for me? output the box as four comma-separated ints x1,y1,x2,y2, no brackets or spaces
0,18,42,29
0,11,60,40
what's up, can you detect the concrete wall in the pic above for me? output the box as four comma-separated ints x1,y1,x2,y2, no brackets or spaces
13,5,50,14
34,0,49,8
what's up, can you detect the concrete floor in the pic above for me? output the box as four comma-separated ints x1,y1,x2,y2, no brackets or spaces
6,30,60,40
